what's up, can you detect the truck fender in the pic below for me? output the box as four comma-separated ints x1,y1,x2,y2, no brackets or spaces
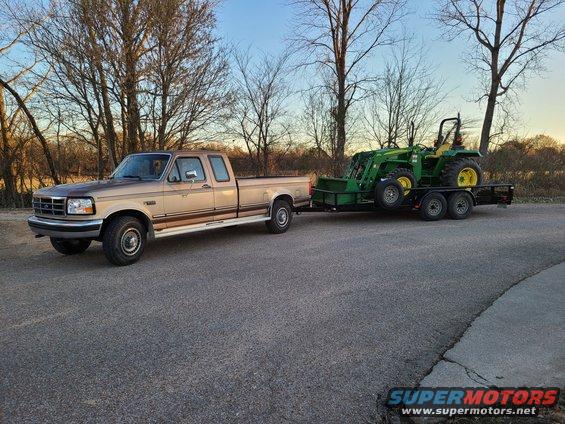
268,191,294,217
102,203,156,239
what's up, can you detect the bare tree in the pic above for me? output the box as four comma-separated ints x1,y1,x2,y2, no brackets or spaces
301,89,338,173
146,0,230,150
437,0,565,154
363,37,448,148
0,16,60,201
293,0,406,173
227,50,293,176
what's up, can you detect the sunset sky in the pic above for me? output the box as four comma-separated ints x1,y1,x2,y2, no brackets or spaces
217,0,565,142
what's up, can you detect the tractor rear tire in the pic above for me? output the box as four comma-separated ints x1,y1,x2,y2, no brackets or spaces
447,191,474,220
387,168,416,196
440,158,483,187
420,192,447,221
375,179,404,210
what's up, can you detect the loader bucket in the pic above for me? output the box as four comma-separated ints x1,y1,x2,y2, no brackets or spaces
312,177,361,206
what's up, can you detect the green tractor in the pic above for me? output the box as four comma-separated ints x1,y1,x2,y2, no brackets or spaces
313,114,484,209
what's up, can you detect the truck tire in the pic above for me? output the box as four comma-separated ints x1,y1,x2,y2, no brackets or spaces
50,238,91,255
266,199,293,234
387,168,416,195
447,191,474,220
102,216,146,266
375,179,404,210
420,192,447,221
440,158,483,187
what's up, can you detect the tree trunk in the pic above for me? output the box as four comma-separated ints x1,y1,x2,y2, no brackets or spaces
0,87,16,207
479,83,498,155
0,78,61,185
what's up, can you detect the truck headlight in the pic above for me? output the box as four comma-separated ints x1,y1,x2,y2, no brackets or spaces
67,198,94,215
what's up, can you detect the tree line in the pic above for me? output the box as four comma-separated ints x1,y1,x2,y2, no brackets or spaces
0,0,563,207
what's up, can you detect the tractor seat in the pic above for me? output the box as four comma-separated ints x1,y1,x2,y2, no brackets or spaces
425,143,451,159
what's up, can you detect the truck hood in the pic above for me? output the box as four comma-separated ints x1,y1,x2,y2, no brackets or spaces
34,179,152,198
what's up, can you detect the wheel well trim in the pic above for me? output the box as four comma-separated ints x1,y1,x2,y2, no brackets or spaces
101,209,155,239
269,192,294,217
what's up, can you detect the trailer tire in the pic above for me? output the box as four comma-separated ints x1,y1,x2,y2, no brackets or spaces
102,216,146,266
375,179,404,210
266,199,292,234
447,191,474,219
420,192,447,221
50,238,91,255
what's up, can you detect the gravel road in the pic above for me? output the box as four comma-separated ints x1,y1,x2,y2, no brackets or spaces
1,204,564,423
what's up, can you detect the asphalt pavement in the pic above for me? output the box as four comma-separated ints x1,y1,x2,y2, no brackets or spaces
1,204,564,423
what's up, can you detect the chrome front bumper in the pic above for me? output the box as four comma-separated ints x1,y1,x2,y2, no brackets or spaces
28,216,103,239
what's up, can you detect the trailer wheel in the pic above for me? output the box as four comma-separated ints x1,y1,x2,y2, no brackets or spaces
266,199,293,234
447,191,474,219
375,179,404,210
420,192,447,221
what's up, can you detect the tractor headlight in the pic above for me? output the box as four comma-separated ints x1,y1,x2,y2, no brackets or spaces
67,198,95,215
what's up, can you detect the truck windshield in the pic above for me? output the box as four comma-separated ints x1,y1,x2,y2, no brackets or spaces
111,154,170,180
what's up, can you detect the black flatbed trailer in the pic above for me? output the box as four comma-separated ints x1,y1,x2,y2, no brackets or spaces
294,183,514,221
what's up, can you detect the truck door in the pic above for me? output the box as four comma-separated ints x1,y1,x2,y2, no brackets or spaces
207,154,237,221
162,155,215,228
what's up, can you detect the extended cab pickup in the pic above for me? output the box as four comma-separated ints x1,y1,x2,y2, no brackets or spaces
28,151,311,265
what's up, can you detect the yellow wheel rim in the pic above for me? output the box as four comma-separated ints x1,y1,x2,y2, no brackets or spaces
397,176,412,195
457,167,478,187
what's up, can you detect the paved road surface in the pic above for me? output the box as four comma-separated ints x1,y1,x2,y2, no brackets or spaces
1,204,564,423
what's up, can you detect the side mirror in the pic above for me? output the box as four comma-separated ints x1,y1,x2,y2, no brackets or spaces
185,170,198,181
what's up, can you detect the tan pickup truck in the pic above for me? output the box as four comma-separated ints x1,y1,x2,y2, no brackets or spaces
28,151,310,265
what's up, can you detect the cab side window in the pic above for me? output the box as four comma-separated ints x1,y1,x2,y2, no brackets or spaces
168,157,206,182
208,155,230,182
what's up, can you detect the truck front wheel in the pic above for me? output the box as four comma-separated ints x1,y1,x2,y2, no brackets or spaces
102,216,146,266
50,238,91,255
266,199,293,234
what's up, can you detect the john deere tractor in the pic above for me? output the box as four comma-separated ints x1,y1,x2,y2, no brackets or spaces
312,114,484,208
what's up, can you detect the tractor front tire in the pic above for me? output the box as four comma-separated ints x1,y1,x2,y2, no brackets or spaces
387,168,416,196
375,179,404,210
440,158,483,187
420,192,447,221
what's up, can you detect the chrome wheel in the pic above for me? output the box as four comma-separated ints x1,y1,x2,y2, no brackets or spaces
276,207,289,226
121,228,141,256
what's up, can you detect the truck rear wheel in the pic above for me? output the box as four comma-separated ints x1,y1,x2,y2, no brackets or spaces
50,238,91,255
420,192,447,221
102,216,146,266
447,191,474,219
266,199,292,234
375,179,404,210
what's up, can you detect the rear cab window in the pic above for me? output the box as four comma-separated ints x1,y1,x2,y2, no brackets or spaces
208,155,230,182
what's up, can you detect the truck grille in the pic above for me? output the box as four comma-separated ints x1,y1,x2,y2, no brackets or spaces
33,196,66,216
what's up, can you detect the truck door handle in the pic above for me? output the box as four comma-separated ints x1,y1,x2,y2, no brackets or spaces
202,184,212,189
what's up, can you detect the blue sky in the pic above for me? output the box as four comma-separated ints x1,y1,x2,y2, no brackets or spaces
217,0,565,141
